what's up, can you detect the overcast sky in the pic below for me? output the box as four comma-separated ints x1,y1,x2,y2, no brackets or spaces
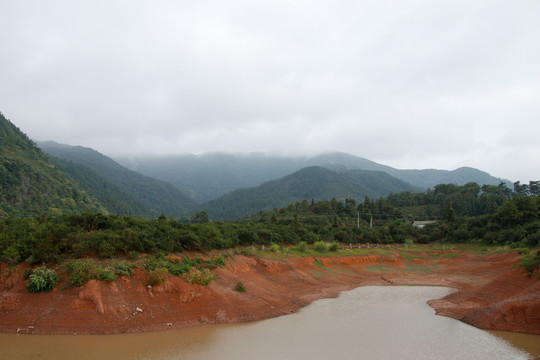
1,0,539,182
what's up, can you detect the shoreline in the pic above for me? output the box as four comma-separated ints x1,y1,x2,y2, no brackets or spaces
1,250,539,336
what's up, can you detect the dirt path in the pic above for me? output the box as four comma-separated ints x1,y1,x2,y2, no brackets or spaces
1,250,539,335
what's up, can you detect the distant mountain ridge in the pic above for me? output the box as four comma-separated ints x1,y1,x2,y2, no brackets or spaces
118,151,510,203
2,112,511,220
38,141,198,218
202,166,419,220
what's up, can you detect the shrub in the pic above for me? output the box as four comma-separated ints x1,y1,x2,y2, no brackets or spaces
520,252,540,276
182,268,216,286
99,269,117,281
27,266,58,293
314,241,329,253
297,241,307,252
66,259,105,287
404,238,414,247
269,243,279,252
516,248,531,255
108,260,135,277
237,247,256,256
235,282,246,292
146,267,169,286
210,255,226,268
329,242,339,252
2,246,21,265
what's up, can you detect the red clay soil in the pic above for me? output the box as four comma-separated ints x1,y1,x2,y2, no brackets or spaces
0,250,539,335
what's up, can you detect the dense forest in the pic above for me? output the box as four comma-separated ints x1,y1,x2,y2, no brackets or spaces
1,181,539,267
0,113,105,217
202,166,419,220
38,141,198,218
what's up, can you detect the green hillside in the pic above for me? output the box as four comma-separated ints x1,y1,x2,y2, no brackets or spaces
48,156,149,217
38,141,198,218
0,113,105,217
202,166,418,220
118,152,510,203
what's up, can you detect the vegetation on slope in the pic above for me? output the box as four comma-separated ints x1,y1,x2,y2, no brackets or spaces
38,141,198,218
0,113,105,218
48,156,149,217
119,151,509,203
202,166,418,220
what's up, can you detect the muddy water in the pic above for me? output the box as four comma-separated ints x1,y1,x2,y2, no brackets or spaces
1,286,537,359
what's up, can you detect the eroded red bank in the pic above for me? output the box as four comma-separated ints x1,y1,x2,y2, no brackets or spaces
1,251,539,335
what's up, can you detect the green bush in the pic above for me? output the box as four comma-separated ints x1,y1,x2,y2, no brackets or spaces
27,266,58,293
182,268,216,286
66,259,105,287
269,243,279,252
108,260,135,277
314,241,329,253
404,238,414,247
2,246,21,265
146,267,169,286
329,242,339,252
297,241,307,252
99,269,117,281
520,252,540,276
235,282,246,292
516,248,531,255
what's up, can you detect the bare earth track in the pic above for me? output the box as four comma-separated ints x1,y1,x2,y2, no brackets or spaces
1,250,539,335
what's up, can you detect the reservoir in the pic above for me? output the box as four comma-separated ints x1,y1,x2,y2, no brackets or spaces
0,286,536,359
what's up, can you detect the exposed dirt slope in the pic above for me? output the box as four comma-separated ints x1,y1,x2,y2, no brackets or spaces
0,250,538,335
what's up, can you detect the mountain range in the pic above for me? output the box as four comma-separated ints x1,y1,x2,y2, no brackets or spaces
117,152,510,204
1,112,511,219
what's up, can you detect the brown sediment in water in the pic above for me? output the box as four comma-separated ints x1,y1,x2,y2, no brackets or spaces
0,250,538,335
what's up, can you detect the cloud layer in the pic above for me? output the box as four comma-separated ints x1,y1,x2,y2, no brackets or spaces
1,0,539,182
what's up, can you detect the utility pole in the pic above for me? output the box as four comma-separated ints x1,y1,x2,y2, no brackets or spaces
357,211,360,228
370,216,373,228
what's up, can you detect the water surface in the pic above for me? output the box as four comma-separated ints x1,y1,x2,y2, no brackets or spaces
0,286,535,359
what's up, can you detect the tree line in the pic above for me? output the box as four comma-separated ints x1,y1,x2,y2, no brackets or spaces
1,181,539,266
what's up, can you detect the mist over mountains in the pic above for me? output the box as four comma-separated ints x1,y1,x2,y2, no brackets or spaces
117,152,509,204
39,142,510,219
1,112,511,220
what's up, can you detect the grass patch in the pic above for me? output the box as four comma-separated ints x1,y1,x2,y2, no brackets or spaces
363,264,392,273
403,264,440,272
313,258,328,270
311,270,338,278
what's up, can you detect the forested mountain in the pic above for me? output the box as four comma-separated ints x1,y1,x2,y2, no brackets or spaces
118,152,509,203
202,166,418,220
48,156,149,217
118,153,305,203
38,141,198,218
0,113,105,217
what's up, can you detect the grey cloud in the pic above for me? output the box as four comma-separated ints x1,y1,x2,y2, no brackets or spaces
1,0,539,182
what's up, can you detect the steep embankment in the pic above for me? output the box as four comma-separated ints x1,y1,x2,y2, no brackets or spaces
0,250,538,335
